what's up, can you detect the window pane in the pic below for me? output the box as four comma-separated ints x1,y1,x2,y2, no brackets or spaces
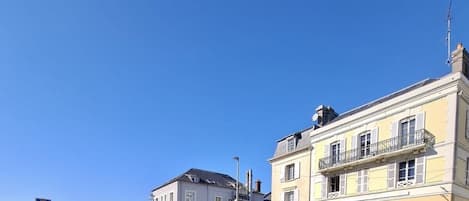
408,160,415,168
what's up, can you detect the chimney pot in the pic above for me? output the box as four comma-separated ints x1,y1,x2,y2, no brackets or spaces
254,180,261,193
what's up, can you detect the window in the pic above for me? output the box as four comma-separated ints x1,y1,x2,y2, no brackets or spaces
359,132,371,158
284,191,294,201
185,191,195,201
398,160,415,182
399,117,416,146
287,138,295,152
329,175,340,193
331,142,340,165
170,193,174,201
164,195,167,201
466,158,469,185
155,198,158,201
466,110,469,139
285,164,295,181
215,196,222,201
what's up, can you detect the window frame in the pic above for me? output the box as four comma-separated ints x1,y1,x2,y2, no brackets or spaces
287,138,296,152
399,116,416,146
330,141,341,165
170,193,174,201
185,191,196,201
397,159,416,183
359,132,371,158
329,175,340,193
284,191,294,201
215,196,222,201
285,163,295,181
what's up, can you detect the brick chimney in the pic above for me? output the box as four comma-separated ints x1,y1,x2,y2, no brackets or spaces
314,105,338,127
254,180,261,193
451,43,469,77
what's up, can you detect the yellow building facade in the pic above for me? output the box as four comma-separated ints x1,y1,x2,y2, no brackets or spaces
271,44,469,201
270,128,314,201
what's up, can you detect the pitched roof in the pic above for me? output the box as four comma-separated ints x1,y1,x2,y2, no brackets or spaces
152,168,241,192
324,78,438,125
271,78,438,160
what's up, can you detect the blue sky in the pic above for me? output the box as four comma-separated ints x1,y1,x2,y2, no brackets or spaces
0,0,468,201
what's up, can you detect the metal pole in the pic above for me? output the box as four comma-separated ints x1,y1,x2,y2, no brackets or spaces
233,156,240,201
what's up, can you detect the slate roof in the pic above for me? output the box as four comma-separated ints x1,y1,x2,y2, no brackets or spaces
324,78,438,125
271,78,438,159
152,168,241,192
263,192,271,201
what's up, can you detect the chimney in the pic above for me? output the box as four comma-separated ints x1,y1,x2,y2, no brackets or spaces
451,43,469,77
313,105,338,127
254,180,261,193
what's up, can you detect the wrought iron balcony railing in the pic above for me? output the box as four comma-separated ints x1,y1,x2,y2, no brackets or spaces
318,129,434,171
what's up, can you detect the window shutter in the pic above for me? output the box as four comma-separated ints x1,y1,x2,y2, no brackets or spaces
324,144,330,167
416,112,425,131
280,192,284,201
293,189,298,201
339,173,346,195
357,170,362,193
280,166,285,182
340,139,346,162
391,122,398,148
466,110,469,139
294,161,300,179
416,156,425,184
371,128,379,154
352,135,358,159
363,169,368,192
321,176,327,199
387,163,395,188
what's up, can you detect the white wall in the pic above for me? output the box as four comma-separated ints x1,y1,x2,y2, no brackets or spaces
152,182,178,201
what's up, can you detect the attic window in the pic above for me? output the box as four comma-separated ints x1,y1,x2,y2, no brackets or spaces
187,174,200,183
287,138,295,152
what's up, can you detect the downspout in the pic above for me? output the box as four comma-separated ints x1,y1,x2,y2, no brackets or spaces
308,146,313,201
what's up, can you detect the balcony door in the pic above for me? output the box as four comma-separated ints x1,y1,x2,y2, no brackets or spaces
399,116,416,147
359,132,371,158
331,142,340,165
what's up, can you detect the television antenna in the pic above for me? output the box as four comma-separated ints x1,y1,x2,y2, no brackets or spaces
446,0,453,65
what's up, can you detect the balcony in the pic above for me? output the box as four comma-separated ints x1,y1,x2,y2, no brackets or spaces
318,129,434,173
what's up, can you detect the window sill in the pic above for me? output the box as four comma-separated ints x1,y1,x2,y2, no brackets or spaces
327,192,340,199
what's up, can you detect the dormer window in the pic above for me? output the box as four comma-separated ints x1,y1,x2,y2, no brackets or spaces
287,138,295,152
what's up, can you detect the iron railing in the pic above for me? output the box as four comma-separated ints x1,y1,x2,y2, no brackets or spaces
318,129,434,170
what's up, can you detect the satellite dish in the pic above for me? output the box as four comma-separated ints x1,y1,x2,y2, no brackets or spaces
312,113,319,122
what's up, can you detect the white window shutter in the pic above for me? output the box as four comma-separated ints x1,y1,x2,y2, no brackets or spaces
466,110,469,139
293,189,298,201
280,166,285,182
280,192,284,201
416,156,425,184
294,161,300,179
324,144,330,166
387,163,395,188
357,170,362,193
363,169,368,192
339,173,346,195
371,128,379,154
340,139,346,162
352,135,358,159
391,121,398,148
416,112,425,131
321,176,327,199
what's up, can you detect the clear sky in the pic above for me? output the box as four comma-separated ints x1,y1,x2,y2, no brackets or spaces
0,0,468,201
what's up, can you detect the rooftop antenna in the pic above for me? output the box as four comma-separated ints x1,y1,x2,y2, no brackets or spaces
446,0,453,65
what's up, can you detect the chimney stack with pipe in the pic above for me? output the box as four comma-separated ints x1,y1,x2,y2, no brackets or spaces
313,105,338,127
